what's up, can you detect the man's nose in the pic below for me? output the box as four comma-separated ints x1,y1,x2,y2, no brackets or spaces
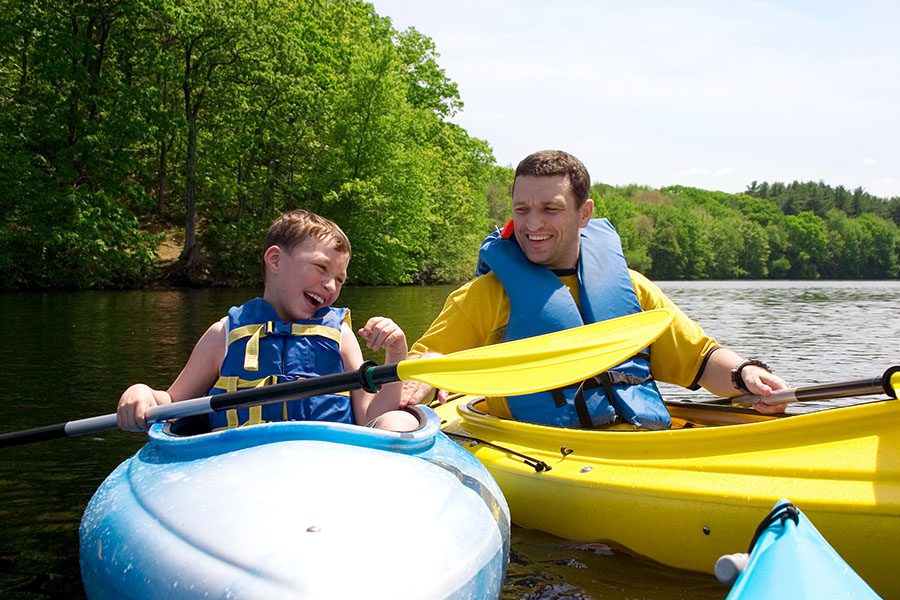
521,213,542,230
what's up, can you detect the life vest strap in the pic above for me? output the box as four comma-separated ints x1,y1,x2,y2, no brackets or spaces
225,404,263,429
212,374,350,398
599,370,650,387
227,321,343,373
571,370,650,428
290,323,342,343
214,374,278,392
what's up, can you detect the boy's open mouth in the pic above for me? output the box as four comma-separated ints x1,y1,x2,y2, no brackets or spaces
304,291,325,308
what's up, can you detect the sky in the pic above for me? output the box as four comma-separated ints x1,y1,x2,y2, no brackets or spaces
369,0,900,198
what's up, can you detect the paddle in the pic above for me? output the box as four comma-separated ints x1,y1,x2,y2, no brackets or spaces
0,308,674,449
727,366,900,407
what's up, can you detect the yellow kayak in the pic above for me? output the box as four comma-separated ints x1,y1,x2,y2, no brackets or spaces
435,395,900,596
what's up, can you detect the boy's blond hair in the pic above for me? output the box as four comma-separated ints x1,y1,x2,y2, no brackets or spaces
264,209,351,256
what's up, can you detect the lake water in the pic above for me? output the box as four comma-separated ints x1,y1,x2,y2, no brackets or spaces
0,280,898,598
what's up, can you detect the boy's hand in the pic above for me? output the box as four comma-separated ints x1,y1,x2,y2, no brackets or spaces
358,316,408,361
117,383,160,432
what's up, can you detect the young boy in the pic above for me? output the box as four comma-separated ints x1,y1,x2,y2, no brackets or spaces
117,209,418,432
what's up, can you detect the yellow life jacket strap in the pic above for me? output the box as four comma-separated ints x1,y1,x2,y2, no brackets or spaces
224,404,263,429
228,323,271,371
213,375,277,430
226,321,343,373
211,374,350,431
290,323,342,344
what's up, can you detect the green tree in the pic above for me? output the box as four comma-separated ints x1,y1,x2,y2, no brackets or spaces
783,212,827,278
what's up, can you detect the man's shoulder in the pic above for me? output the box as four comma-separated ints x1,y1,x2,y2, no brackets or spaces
624,269,669,310
449,271,504,301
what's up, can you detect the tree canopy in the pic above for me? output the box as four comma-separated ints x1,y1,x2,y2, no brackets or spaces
0,0,491,288
0,0,897,289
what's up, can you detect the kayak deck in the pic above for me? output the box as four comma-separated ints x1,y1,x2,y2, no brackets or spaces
435,396,900,596
81,406,510,599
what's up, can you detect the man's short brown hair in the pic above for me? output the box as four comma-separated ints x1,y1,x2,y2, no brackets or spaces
514,150,592,207
264,209,351,256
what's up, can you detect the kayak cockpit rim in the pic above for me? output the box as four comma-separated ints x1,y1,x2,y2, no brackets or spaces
150,405,441,455
452,396,784,431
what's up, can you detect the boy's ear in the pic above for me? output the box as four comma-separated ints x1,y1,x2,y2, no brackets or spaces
263,245,281,272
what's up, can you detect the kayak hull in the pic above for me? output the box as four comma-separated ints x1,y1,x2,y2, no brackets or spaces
725,500,879,598
80,406,509,599
435,397,900,597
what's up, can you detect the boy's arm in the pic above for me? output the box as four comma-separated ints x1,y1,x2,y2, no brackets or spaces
167,320,226,401
344,318,407,425
117,320,225,432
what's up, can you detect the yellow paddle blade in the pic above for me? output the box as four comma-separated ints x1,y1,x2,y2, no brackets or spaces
397,308,674,396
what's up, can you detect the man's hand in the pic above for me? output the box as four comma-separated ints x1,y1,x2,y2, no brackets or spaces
742,366,790,415
400,352,448,407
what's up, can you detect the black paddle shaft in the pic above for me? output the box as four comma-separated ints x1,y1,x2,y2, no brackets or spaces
207,362,399,411
725,365,900,407
0,363,400,449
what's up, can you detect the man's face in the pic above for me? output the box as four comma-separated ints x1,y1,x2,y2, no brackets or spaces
511,174,593,270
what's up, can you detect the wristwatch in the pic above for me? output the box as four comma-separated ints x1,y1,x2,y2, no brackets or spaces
730,359,772,393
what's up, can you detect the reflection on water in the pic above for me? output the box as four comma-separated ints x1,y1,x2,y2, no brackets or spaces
0,281,898,599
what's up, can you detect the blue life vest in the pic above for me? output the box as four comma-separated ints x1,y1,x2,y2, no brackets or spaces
476,218,670,429
207,297,354,430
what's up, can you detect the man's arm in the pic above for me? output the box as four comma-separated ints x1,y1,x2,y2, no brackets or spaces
697,346,789,414
630,271,789,413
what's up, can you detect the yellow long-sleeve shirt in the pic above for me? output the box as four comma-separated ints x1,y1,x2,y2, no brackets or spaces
411,269,718,391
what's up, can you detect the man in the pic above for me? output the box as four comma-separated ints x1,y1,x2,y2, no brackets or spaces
403,150,787,429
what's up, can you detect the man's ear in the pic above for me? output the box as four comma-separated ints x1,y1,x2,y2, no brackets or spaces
263,245,281,273
580,198,594,226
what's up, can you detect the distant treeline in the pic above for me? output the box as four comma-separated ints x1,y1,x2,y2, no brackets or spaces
593,182,900,280
1,2,898,290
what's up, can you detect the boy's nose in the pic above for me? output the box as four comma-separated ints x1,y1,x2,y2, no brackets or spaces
323,279,336,292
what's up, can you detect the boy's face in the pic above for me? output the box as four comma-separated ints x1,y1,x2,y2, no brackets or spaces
264,237,349,321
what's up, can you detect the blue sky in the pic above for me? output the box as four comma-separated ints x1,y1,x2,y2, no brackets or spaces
369,1,900,198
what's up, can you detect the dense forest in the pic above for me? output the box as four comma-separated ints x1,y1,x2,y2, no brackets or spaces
1,0,898,290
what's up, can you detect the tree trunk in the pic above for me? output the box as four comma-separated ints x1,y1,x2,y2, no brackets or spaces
156,139,168,215
179,42,203,280
181,115,200,267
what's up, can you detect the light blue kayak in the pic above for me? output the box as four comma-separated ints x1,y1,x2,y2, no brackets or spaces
720,499,880,599
80,406,509,599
